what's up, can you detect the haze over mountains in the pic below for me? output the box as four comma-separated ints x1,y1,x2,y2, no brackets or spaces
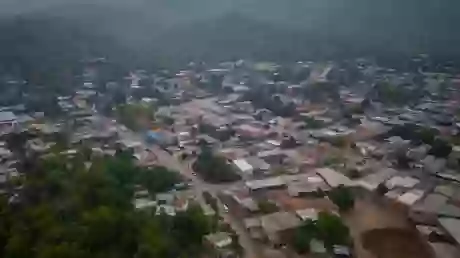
0,0,460,67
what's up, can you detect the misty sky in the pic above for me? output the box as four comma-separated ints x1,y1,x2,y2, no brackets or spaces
1,0,460,58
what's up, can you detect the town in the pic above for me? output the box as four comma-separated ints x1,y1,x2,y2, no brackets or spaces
0,56,459,258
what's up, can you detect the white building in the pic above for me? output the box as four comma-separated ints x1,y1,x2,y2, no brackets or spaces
233,159,253,179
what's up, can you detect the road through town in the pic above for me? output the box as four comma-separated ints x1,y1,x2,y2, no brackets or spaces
115,125,261,258
149,145,262,258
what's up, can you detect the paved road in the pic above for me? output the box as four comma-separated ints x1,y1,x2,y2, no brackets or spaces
148,145,262,258
114,125,261,258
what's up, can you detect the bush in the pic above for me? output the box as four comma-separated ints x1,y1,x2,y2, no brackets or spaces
192,146,241,183
328,186,355,211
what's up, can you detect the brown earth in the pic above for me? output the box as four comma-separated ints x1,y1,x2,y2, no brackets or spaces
343,195,434,258
362,228,434,258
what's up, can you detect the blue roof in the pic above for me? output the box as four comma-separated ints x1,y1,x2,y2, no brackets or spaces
146,131,163,140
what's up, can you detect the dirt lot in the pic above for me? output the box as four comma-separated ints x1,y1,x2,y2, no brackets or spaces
343,195,434,258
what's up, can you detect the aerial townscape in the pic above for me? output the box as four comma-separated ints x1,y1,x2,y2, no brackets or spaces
1,54,460,258
1,1,460,258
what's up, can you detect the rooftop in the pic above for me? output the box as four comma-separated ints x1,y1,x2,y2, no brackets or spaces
316,167,355,188
233,159,253,173
246,177,285,190
205,232,232,248
358,167,398,191
397,189,425,206
260,211,302,233
439,218,460,245
296,208,319,221
0,111,16,122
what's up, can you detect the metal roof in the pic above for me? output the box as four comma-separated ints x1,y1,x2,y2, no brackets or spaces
233,159,253,173
0,111,16,122
439,218,460,245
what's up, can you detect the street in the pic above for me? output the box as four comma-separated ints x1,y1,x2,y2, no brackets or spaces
149,145,262,258
115,125,262,258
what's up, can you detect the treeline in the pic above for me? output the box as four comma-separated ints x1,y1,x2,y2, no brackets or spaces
0,151,212,258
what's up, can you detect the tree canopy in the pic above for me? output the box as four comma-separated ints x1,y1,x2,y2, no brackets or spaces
192,146,241,183
291,212,351,254
0,150,211,258
328,186,355,212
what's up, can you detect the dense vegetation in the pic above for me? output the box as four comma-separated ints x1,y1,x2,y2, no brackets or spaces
328,186,355,212
292,212,351,254
242,84,297,117
0,151,212,258
192,146,241,183
385,124,453,158
116,103,155,131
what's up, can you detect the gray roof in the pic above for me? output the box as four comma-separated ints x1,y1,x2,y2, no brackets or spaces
244,217,261,228
260,211,302,233
0,111,16,122
430,243,460,258
359,167,398,190
439,218,460,245
412,193,447,213
205,232,232,248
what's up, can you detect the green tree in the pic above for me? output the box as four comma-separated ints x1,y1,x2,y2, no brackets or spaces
328,186,355,211
0,148,210,258
192,146,240,183
291,219,317,254
428,139,452,158
316,212,350,248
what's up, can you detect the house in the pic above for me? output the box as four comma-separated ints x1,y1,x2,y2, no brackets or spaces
430,242,460,258
260,211,302,246
439,218,460,246
0,111,17,126
295,208,319,221
357,168,398,191
133,199,157,210
410,193,460,224
244,217,264,240
254,109,273,122
386,176,419,190
309,239,327,255
316,168,355,188
0,111,17,133
156,205,176,216
246,157,270,175
397,189,425,206
246,177,285,191
287,175,330,197
156,193,175,205
257,149,287,165
204,232,237,258
26,139,54,154
205,232,233,249
423,155,447,174
233,159,253,179
385,136,411,156
407,145,429,161
333,245,352,257
235,124,268,140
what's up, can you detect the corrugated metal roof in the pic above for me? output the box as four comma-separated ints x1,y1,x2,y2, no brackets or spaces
386,176,419,189
0,111,16,122
316,168,355,188
358,167,398,190
260,211,302,233
398,189,425,205
439,218,460,245
233,159,253,173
